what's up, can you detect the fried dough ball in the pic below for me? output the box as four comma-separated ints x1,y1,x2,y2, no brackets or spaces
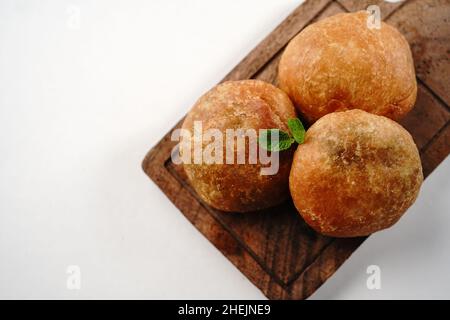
289,109,423,237
182,80,296,212
278,11,417,123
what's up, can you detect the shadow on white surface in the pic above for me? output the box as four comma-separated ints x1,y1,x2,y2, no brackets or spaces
311,156,450,299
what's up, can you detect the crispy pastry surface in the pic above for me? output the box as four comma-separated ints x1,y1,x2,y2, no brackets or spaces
182,80,296,212
278,11,417,123
289,110,423,237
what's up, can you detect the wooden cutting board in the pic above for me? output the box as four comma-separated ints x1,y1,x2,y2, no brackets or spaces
142,0,450,299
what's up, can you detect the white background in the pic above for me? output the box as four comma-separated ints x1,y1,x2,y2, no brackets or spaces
0,0,449,299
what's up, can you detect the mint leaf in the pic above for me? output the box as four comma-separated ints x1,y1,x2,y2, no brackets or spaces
287,118,305,144
258,129,293,152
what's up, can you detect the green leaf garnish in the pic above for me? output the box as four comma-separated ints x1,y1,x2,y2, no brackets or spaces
258,117,306,152
287,118,305,144
258,129,293,152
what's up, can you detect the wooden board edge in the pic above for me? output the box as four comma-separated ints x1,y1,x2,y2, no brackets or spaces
140,0,450,299
141,122,291,299
222,0,332,81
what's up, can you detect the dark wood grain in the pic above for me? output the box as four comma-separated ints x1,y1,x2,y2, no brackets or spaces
142,0,450,299
399,83,450,150
337,0,406,19
386,0,450,107
421,122,450,177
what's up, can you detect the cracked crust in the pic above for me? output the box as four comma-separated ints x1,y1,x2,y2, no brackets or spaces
289,110,423,237
278,11,417,123
182,80,297,212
